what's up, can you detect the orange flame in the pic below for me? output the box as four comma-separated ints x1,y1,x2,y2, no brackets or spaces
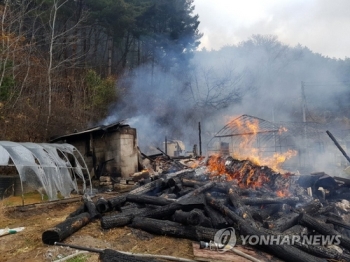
206,116,297,194
206,156,291,195
276,190,287,197
223,116,297,173
207,154,226,175
279,126,288,134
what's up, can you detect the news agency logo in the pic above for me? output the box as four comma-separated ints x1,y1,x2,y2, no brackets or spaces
213,227,237,252
240,234,341,246
212,227,341,252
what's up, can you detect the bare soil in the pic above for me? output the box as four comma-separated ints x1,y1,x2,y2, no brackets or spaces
0,193,194,262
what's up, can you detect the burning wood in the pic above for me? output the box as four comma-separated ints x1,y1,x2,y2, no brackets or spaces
42,154,350,261
208,155,294,194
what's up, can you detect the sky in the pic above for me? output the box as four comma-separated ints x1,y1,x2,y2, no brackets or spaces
194,0,350,59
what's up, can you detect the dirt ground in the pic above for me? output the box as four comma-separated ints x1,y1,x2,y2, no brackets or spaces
0,193,194,262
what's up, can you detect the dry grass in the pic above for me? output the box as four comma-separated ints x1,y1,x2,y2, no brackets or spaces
1,192,46,207
0,194,196,262
0,201,5,220
0,192,57,231
0,201,5,221
0,199,12,225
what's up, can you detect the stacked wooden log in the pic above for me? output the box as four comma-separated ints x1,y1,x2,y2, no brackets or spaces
42,156,350,262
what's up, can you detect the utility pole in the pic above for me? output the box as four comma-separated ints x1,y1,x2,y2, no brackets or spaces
301,81,307,169
198,122,202,156
301,81,306,123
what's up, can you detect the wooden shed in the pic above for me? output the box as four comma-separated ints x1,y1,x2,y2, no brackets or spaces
50,121,138,179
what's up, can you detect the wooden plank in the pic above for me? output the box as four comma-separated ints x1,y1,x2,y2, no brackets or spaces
334,176,350,186
5,197,82,212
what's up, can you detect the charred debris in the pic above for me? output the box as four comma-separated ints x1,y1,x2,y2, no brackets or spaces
41,146,350,262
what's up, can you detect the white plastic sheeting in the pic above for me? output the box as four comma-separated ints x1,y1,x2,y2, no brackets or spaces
0,142,91,200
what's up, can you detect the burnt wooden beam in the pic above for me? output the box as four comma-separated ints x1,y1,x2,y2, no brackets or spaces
107,194,127,211
299,213,350,251
130,217,217,242
194,209,213,228
83,195,101,219
205,194,327,262
128,169,195,195
96,197,111,213
172,209,202,226
264,212,299,232
42,212,91,245
126,194,173,206
227,187,254,222
294,199,322,214
128,178,166,195
120,203,140,213
333,176,350,186
176,181,216,203
211,182,230,193
159,193,178,199
242,196,300,206
204,204,230,229
139,202,183,219
293,241,349,260
176,187,194,197
66,204,86,219
326,217,350,230
313,205,335,216
181,178,206,188
101,215,133,229
167,177,182,187
250,204,281,222
282,225,308,235
172,182,184,193
100,206,157,229
239,188,277,197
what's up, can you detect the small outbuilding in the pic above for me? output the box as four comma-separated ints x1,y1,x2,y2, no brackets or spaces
50,121,139,179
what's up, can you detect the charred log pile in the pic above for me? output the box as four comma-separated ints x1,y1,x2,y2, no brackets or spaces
42,155,350,262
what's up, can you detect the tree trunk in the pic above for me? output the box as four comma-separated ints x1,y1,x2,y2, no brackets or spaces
108,36,113,76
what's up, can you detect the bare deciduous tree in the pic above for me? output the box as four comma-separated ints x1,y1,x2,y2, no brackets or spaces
189,65,251,110
44,0,88,136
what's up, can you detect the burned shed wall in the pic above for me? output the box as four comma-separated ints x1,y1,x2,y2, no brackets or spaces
51,122,138,179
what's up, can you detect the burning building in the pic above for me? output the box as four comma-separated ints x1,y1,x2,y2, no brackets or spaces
207,114,347,175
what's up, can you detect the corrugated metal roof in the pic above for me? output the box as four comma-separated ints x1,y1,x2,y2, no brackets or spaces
50,120,127,142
